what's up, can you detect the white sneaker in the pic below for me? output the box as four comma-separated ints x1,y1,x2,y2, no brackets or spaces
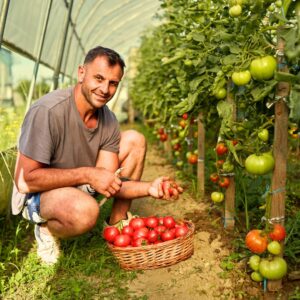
34,225,60,265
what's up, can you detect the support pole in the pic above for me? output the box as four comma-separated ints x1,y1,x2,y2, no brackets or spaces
224,80,236,229
267,34,290,293
52,0,73,90
25,0,53,113
0,0,10,49
197,112,205,198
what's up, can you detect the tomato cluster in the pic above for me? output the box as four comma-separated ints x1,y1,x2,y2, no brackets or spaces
103,216,190,248
245,225,287,282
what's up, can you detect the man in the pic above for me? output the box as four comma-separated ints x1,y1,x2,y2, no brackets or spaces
12,46,182,265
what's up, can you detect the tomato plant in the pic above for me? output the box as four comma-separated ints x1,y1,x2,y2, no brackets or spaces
245,229,268,254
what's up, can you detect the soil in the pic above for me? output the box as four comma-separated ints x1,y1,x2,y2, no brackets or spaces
126,145,234,299
125,145,299,300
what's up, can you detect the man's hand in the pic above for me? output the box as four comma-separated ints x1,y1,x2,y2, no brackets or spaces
89,167,122,198
148,177,183,200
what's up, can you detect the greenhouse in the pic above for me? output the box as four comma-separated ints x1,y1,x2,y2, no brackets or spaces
0,0,300,299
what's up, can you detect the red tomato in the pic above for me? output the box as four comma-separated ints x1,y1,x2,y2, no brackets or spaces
218,177,230,188
160,133,168,142
129,218,145,230
158,217,164,225
173,143,181,151
216,159,225,168
121,225,134,236
155,225,167,234
163,216,176,229
175,225,189,238
216,143,228,156
132,237,149,247
132,227,149,240
161,230,176,241
114,234,131,247
179,119,187,129
188,154,198,165
157,128,165,135
245,229,268,254
182,113,188,120
147,230,159,243
210,173,219,183
103,226,120,243
145,216,159,228
269,224,286,241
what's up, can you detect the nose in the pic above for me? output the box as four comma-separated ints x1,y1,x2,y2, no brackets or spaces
100,81,109,95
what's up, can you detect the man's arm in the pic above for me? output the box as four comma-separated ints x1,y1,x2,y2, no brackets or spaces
14,152,122,198
96,150,182,200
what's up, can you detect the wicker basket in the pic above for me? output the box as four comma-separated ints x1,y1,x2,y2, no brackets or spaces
107,221,195,270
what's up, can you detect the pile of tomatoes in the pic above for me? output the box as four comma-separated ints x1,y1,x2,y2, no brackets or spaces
103,216,190,247
245,224,288,282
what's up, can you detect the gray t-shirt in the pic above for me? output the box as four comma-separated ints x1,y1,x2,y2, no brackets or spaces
11,87,120,214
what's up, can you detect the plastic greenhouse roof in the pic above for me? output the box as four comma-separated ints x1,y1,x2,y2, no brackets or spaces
1,0,161,78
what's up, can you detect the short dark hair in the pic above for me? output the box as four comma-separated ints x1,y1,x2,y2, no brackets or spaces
84,46,126,72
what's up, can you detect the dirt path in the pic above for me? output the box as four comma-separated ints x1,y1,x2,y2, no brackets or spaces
127,145,235,300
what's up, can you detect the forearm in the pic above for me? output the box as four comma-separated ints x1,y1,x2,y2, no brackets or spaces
16,167,93,193
115,181,151,199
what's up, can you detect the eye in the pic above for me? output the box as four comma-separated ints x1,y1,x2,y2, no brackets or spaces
110,81,119,87
95,75,103,81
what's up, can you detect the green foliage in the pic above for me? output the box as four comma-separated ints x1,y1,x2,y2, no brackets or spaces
15,79,50,102
0,201,142,300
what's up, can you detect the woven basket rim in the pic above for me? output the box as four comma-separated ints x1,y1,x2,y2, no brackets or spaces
107,220,195,251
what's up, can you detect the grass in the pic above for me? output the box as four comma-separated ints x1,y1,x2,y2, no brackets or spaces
0,200,144,300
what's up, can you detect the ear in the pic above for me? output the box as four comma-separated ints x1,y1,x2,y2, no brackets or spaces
77,65,85,83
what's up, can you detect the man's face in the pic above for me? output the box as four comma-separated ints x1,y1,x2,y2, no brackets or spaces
78,56,123,109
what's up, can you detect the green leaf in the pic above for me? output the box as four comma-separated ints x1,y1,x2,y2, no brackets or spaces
250,80,277,102
289,86,300,121
275,72,300,84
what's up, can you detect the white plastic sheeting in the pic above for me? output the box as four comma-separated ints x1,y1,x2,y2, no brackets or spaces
0,0,161,78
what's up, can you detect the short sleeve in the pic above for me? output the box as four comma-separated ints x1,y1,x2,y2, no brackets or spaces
100,109,121,153
18,105,54,164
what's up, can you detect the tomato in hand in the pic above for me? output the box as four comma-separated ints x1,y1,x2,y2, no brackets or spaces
269,224,286,241
103,226,120,243
245,229,268,254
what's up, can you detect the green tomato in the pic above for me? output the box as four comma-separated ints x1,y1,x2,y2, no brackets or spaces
267,241,282,255
174,151,180,157
211,191,224,203
184,59,193,67
251,271,264,282
275,1,282,8
245,152,275,175
232,70,251,86
222,161,234,172
248,255,261,271
250,56,277,81
258,129,269,142
229,5,242,17
176,160,183,168
259,257,287,280
229,0,243,5
215,87,227,99
268,4,275,12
